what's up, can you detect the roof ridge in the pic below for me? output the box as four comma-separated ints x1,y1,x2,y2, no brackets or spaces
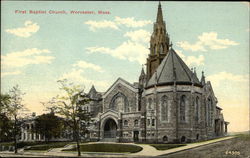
170,49,176,81
173,49,193,82
157,51,171,83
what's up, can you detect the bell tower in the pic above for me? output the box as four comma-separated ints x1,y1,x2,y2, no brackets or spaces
146,2,170,80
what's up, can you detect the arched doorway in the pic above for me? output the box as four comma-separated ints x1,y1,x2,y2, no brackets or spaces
104,119,117,138
181,136,186,143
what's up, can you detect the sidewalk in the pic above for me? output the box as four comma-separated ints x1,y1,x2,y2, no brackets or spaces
131,136,235,157
0,136,235,157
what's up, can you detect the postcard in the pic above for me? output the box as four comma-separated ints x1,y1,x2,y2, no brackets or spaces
1,1,249,157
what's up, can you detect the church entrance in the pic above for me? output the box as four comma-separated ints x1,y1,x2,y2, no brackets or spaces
133,131,139,142
104,119,117,138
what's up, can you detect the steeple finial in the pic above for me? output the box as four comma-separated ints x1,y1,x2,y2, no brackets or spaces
201,71,206,86
194,67,197,77
157,1,164,23
140,65,145,76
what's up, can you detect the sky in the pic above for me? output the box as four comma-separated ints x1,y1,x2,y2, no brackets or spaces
1,1,249,132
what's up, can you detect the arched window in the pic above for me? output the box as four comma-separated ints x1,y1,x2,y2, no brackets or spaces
181,136,186,143
195,97,200,122
180,95,186,122
160,44,164,54
124,120,128,126
207,98,212,126
161,95,168,121
196,134,199,140
134,120,139,126
110,93,129,112
148,98,152,109
154,45,157,54
163,136,168,142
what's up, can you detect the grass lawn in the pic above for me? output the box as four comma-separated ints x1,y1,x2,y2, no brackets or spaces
150,144,186,150
0,141,45,149
234,133,250,140
24,142,72,151
63,143,143,153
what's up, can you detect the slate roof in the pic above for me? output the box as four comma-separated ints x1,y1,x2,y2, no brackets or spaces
147,48,200,87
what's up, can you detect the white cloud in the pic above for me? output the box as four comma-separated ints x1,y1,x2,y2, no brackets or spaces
176,50,205,66
2,70,22,77
114,16,152,28
185,55,205,66
59,68,109,91
5,21,40,37
177,41,206,52
86,40,148,65
84,20,118,31
73,60,104,72
86,28,150,65
177,32,239,52
124,29,151,44
84,16,152,31
1,48,54,68
207,71,249,87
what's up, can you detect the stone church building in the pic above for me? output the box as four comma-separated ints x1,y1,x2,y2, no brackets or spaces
84,3,229,143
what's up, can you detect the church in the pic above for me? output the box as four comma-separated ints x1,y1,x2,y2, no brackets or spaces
84,3,229,143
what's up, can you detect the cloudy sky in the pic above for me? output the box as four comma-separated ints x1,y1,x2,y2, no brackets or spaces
1,1,249,132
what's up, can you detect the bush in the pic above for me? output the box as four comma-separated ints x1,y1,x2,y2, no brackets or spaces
24,142,71,151
150,144,186,150
63,143,143,153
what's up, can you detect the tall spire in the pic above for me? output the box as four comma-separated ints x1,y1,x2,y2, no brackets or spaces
156,2,164,24
146,2,170,80
139,66,146,88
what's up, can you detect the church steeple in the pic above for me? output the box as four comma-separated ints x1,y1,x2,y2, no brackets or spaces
156,2,164,24
139,66,146,88
146,2,170,80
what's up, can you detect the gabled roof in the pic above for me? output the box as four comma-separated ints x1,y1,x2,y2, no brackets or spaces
147,48,200,87
102,77,138,98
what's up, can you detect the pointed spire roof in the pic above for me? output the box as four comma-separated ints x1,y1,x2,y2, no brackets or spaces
156,2,164,23
147,48,200,87
88,85,97,94
201,71,206,86
140,66,145,76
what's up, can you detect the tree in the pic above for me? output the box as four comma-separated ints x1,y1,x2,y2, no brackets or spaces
4,85,25,153
47,79,92,156
0,94,13,142
33,112,64,142
0,93,11,113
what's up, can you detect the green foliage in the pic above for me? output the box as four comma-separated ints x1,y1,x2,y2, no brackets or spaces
34,112,64,142
45,79,92,156
0,141,43,149
0,113,14,142
63,143,143,153
24,142,71,151
7,85,25,118
0,85,26,153
150,144,186,150
0,93,11,113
